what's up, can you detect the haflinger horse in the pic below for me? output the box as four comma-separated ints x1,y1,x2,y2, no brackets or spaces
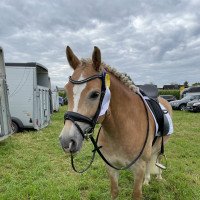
59,46,172,200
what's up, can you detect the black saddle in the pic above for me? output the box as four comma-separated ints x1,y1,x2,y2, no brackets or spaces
138,84,159,100
138,85,169,142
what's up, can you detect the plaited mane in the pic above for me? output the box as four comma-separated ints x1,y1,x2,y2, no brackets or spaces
81,58,138,93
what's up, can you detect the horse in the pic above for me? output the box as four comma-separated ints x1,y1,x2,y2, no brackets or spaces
59,46,172,199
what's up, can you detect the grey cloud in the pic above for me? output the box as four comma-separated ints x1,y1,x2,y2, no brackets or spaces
0,0,200,87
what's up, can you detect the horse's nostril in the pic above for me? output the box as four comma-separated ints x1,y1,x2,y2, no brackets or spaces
69,139,77,152
69,141,73,150
60,135,81,153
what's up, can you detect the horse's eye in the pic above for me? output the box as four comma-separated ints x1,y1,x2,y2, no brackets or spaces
89,91,100,100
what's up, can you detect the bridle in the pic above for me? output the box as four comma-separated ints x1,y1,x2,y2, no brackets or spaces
64,72,106,140
64,71,150,173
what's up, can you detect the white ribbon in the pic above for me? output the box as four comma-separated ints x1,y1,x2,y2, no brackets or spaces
99,86,111,116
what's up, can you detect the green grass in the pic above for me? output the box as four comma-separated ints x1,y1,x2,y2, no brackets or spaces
0,107,200,200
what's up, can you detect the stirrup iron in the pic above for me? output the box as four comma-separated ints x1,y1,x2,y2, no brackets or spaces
155,154,167,170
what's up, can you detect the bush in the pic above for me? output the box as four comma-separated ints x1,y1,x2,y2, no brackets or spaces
58,91,66,98
159,89,180,100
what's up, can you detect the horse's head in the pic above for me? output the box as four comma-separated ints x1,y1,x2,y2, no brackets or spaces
59,46,103,153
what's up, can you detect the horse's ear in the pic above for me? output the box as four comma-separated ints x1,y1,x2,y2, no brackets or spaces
66,46,80,70
92,46,101,71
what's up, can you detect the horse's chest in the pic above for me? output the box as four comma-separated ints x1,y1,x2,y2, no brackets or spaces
99,138,132,168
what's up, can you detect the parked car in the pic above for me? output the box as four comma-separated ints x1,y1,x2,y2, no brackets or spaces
59,96,64,106
192,102,200,112
160,95,176,102
187,100,200,112
186,99,200,111
181,86,200,98
170,94,200,110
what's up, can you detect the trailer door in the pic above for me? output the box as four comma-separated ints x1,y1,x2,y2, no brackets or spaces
0,48,12,140
36,86,50,129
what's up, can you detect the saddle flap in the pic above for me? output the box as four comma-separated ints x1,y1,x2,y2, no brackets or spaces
163,114,170,135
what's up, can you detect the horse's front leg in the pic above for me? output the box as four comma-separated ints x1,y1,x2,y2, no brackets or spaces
143,161,151,185
107,167,119,200
132,159,146,200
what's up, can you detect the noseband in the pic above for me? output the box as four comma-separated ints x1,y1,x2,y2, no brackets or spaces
64,72,106,139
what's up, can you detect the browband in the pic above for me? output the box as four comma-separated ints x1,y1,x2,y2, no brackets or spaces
69,74,103,84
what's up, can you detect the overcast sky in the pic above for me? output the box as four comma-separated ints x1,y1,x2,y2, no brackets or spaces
0,0,200,87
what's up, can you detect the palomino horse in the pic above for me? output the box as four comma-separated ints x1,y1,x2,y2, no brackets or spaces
59,46,172,199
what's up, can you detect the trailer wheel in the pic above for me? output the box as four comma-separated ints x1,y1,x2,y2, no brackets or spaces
11,121,19,133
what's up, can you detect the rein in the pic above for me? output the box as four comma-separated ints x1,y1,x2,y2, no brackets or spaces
64,72,149,173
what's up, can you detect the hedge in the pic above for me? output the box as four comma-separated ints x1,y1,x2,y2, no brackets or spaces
58,91,67,98
159,89,180,100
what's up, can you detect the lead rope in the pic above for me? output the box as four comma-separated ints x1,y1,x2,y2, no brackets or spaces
71,146,96,173
66,71,150,172
69,73,106,173
70,91,150,172
88,92,149,170
70,125,102,173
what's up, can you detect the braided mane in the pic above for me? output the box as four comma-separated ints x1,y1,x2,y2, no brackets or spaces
81,59,138,92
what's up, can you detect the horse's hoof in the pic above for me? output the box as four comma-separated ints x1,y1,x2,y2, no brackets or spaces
156,175,165,182
143,180,150,186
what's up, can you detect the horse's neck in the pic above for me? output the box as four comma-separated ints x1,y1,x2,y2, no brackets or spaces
102,74,145,139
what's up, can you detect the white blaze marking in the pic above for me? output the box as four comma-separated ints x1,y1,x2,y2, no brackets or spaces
67,74,86,137
60,74,87,138
72,74,86,112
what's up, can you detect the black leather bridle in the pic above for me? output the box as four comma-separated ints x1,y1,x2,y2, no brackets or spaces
64,72,106,140
64,71,150,173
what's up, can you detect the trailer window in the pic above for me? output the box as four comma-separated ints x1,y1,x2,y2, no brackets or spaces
37,66,49,88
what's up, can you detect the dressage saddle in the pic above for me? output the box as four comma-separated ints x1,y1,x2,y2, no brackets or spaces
138,84,158,100
138,84,169,139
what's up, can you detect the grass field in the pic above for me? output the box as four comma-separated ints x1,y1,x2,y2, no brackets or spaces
0,106,200,200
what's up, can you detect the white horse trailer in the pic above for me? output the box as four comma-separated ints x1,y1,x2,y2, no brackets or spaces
5,62,51,132
0,47,12,140
52,86,60,112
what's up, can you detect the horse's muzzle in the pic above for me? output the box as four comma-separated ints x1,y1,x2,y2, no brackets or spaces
59,135,80,153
